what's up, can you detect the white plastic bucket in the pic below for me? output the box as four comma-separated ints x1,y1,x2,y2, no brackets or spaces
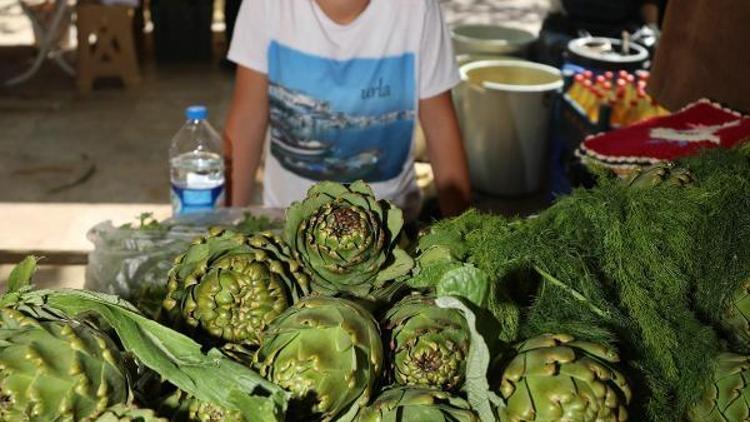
451,24,537,56
455,60,563,196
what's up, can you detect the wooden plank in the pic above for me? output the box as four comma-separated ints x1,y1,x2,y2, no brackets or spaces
0,203,172,253
0,250,87,266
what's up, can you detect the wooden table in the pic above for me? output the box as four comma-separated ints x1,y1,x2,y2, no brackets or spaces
0,203,172,265
0,203,171,290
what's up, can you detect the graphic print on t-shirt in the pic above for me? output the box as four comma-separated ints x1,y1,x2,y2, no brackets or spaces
267,41,416,183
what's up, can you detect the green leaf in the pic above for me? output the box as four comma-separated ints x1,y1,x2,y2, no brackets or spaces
436,264,490,308
6,256,39,294
347,180,375,197
283,193,331,247
307,181,351,199
19,289,288,422
436,296,502,422
418,245,456,267
384,202,405,243
375,248,415,284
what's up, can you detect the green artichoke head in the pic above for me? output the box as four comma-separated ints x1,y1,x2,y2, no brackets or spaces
153,389,243,422
687,353,750,422
497,333,632,422
624,162,695,189
163,229,310,346
356,387,480,422
256,296,384,420
0,308,129,421
187,399,243,422
384,295,470,391
94,404,168,422
721,278,750,348
284,181,414,298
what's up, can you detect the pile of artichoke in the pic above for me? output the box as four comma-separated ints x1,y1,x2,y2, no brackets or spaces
9,172,750,422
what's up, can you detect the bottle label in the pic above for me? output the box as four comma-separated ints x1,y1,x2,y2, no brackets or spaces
171,184,225,215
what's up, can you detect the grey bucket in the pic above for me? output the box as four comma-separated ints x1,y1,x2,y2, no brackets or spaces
456,60,563,196
451,24,537,57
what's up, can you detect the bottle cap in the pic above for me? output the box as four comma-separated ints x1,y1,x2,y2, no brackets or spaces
186,105,208,120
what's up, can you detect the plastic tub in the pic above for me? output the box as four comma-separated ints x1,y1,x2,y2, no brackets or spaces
451,24,537,57
455,60,563,196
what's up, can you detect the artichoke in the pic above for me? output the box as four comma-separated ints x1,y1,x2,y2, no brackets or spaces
163,229,310,345
284,181,414,298
256,296,383,420
383,295,470,391
721,278,750,348
152,390,242,422
186,399,242,422
687,353,750,422
0,308,129,421
356,387,480,422
624,162,695,188
94,404,167,422
497,334,632,422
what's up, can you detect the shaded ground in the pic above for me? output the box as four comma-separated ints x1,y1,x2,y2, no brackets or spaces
0,0,549,205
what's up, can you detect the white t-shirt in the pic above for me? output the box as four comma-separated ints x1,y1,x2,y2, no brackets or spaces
228,0,459,219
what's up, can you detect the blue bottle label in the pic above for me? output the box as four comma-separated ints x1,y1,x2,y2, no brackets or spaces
171,184,225,215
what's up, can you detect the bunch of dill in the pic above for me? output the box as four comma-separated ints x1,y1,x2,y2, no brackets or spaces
425,148,750,421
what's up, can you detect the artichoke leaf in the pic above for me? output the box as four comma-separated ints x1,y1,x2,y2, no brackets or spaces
5,256,38,294
346,180,376,197
418,245,457,267
436,264,490,309
383,202,405,242
375,248,415,284
310,180,358,198
1,256,40,308
435,296,502,422
17,288,289,422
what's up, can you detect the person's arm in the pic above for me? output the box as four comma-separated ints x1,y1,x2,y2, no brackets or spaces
223,66,269,206
419,91,472,217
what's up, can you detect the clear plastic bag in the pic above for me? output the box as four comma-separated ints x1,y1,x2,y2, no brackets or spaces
84,208,283,317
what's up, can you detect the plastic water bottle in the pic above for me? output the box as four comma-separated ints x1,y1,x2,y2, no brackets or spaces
170,106,225,216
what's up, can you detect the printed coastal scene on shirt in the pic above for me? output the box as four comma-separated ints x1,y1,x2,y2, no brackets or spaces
267,41,416,183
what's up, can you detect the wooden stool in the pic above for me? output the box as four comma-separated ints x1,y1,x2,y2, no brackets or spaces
76,4,141,94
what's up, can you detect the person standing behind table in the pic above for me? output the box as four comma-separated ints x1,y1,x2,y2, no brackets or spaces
648,0,750,114
222,0,472,220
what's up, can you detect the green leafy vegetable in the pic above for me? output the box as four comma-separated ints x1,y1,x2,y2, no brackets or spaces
256,296,383,421
384,295,471,391
0,307,130,421
424,149,750,420
496,333,632,421
686,353,750,421
284,181,414,298
436,296,501,422
163,229,310,346
14,288,288,422
356,387,480,422
5,255,38,294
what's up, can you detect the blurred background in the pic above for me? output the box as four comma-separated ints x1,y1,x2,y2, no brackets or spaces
0,0,548,206
1,0,681,284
